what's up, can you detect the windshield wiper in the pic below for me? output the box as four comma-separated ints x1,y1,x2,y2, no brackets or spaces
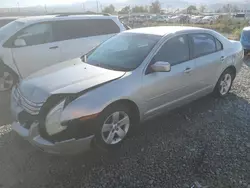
99,64,131,71
85,59,131,72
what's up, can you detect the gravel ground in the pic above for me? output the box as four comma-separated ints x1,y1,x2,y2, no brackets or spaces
1,63,250,188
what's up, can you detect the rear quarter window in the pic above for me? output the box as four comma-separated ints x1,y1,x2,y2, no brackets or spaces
215,38,223,51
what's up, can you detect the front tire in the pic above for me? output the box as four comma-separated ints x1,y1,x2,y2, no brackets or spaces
0,67,17,92
94,104,132,151
213,69,234,97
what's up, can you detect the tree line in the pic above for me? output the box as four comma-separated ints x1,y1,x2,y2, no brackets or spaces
102,0,161,14
102,1,241,15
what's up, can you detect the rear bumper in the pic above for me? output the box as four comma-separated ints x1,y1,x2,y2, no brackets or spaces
12,121,94,155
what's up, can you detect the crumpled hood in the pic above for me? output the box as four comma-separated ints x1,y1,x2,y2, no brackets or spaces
19,58,125,103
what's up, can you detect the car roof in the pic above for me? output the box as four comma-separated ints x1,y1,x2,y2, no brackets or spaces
203,16,213,18
125,26,206,36
0,17,19,20
243,27,250,31
16,14,117,24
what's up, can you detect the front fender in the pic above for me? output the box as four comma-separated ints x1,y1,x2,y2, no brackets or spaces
60,73,142,123
0,49,20,76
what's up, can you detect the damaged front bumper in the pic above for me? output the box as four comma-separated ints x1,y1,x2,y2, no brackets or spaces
12,121,94,155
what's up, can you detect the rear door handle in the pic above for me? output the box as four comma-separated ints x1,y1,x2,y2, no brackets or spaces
49,46,58,49
184,67,192,74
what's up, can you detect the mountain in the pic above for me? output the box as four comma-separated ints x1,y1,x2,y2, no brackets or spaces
1,0,249,14
89,0,249,10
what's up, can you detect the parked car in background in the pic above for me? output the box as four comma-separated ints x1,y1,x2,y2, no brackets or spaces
0,14,126,91
168,15,181,23
201,16,214,24
240,27,250,56
0,17,18,28
150,15,158,22
179,15,190,24
152,15,166,22
190,16,203,24
11,26,244,155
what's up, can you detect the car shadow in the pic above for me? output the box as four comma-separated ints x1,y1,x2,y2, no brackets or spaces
0,90,11,126
1,91,250,188
244,56,250,67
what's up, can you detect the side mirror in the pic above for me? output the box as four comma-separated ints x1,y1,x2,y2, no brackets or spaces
14,38,26,47
151,61,171,72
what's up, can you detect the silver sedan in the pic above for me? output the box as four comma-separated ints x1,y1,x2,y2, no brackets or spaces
11,26,244,155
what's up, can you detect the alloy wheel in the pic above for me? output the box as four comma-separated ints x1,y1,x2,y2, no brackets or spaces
101,111,130,145
219,73,232,96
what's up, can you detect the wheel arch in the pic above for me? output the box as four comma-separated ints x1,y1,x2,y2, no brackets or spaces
0,58,19,78
224,65,236,80
104,99,141,125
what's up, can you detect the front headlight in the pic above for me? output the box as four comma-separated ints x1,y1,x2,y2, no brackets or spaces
45,100,66,136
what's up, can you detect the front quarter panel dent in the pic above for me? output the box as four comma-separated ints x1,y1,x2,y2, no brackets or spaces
60,74,142,123
61,94,134,123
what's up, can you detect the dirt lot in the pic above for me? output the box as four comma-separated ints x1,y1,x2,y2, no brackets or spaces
1,62,250,188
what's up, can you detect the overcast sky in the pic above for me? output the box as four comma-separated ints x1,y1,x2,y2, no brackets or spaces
1,0,127,8
1,0,82,7
1,0,231,8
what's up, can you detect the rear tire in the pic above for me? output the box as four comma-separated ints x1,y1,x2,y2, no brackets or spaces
0,66,17,92
213,68,235,97
244,50,249,56
94,104,133,152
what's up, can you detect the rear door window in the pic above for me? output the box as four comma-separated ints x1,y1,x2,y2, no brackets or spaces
83,19,120,36
53,20,85,41
190,33,216,58
53,19,120,42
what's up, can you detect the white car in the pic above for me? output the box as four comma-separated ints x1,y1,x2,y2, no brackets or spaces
0,17,18,28
0,14,126,91
201,16,215,24
155,16,166,22
190,16,203,24
168,16,181,23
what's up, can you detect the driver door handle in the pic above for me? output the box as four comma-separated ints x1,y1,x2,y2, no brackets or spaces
221,56,225,62
184,67,192,74
49,46,58,49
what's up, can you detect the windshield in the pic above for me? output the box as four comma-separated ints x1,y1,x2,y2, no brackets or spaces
86,33,160,71
0,21,25,41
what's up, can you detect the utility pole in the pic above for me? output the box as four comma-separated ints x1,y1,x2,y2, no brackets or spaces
82,3,85,12
44,4,47,13
228,4,231,17
246,0,249,18
96,0,99,13
100,3,103,12
17,1,20,13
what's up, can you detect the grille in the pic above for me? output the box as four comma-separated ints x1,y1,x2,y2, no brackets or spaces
13,86,43,115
